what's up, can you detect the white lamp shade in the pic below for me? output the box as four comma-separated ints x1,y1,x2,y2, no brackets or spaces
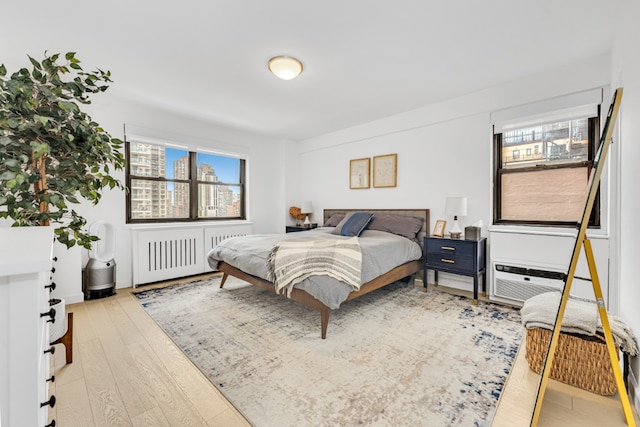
300,201,313,214
268,56,303,80
445,197,468,217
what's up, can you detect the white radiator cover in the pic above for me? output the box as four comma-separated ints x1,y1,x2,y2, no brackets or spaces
132,223,253,286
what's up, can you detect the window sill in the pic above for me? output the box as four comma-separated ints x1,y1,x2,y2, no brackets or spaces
487,224,609,239
126,220,253,230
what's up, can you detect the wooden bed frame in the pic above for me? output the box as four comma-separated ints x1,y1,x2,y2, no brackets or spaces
217,208,430,339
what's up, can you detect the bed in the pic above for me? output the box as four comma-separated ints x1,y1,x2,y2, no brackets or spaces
207,209,429,338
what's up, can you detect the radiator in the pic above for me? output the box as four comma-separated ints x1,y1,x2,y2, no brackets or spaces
204,226,251,252
133,223,252,286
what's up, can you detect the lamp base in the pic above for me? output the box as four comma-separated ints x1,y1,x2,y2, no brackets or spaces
449,218,462,239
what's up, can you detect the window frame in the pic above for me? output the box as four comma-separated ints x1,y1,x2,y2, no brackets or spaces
125,139,246,224
493,115,601,228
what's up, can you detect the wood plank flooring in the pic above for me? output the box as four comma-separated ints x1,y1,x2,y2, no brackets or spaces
48,273,249,427
494,337,640,427
46,276,638,426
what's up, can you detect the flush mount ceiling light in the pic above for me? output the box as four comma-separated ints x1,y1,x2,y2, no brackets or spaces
268,56,303,80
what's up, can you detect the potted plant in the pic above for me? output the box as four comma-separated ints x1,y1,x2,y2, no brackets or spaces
0,52,126,249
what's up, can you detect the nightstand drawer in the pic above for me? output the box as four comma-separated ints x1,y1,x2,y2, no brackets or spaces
425,238,475,258
425,255,474,273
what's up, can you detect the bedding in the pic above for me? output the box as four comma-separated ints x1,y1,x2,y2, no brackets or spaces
207,227,422,309
268,236,362,298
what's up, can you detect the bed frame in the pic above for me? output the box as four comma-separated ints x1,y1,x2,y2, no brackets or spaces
217,208,430,339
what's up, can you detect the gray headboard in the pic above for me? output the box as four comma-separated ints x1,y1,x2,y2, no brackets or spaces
323,209,430,247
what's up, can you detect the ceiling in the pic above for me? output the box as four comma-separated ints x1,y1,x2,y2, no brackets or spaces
4,1,621,141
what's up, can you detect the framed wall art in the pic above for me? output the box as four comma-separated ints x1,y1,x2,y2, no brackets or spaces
373,153,397,188
350,158,370,189
432,220,446,237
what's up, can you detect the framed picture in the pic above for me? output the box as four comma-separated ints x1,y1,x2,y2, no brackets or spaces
350,158,370,189
373,153,397,188
433,220,446,237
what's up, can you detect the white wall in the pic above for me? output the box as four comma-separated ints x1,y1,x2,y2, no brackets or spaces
49,93,289,302
611,0,640,408
299,112,490,224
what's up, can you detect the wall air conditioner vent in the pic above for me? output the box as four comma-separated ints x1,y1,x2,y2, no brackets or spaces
493,263,566,305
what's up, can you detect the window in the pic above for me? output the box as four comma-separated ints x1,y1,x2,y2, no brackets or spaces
494,115,600,226
126,140,245,222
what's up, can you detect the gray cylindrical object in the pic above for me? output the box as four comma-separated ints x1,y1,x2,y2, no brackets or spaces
84,258,116,291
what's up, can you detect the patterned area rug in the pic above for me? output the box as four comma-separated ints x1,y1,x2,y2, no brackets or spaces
134,276,523,427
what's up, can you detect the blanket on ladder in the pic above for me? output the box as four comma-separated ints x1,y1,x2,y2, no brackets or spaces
267,237,362,298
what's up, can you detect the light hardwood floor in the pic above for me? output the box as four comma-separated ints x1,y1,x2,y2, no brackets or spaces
494,344,639,427
47,276,638,426
48,273,249,426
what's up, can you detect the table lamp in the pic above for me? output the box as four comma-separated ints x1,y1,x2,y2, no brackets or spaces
301,201,313,227
445,197,467,238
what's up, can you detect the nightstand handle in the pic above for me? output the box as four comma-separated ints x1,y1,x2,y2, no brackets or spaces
441,259,455,263
441,246,456,251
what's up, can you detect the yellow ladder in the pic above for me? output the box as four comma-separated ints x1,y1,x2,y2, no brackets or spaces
531,88,635,426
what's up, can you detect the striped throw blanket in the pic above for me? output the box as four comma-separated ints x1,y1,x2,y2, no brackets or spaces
267,237,362,298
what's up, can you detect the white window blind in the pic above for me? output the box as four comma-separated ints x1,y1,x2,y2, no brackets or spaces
491,88,603,133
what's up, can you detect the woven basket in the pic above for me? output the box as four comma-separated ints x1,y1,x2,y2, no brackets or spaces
525,327,618,395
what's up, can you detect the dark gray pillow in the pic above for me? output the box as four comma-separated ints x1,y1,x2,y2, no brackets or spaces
367,213,423,240
338,212,374,237
324,213,345,227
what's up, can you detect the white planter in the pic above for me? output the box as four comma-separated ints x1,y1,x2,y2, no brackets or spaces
49,298,67,342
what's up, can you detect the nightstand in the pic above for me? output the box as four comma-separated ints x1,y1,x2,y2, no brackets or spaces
285,225,317,233
424,236,487,304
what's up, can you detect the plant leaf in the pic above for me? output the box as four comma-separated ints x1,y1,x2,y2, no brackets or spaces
28,56,42,70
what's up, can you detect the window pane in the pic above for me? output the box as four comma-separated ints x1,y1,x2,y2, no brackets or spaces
170,182,191,218
129,142,188,179
500,168,589,222
197,153,240,184
198,183,241,218
130,179,189,219
502,118,590,168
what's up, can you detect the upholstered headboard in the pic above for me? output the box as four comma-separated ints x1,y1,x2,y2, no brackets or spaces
323,209,430,247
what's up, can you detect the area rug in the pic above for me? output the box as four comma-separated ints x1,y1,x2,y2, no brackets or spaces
134,276,524,427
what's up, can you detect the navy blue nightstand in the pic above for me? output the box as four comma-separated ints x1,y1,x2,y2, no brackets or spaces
424,236,487,304
285,225,317,233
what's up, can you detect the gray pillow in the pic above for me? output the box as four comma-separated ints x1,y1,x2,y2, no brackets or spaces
332,212,356,235
324,213,345,227
367,213,423,241
338,212,374,237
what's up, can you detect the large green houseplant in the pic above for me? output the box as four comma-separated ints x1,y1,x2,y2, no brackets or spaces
0,52,126,249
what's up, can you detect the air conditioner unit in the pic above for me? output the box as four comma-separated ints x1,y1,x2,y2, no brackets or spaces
492,263,566,304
